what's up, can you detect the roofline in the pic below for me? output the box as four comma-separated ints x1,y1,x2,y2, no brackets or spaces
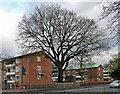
52,64,103,71
1,51,46,62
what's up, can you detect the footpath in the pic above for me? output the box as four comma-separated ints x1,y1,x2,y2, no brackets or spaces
1,84,110,94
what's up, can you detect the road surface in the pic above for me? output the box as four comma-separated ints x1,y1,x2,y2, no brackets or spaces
1,84,120,94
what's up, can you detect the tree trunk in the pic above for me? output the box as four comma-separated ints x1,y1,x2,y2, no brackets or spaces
81,73,83,82
58,68,63,82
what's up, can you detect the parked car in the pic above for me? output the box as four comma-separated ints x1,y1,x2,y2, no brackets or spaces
109,80,120,88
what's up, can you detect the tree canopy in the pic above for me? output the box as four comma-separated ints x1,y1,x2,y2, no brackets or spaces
17,5,110,82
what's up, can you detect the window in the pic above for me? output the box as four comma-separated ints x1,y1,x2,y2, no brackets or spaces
4,61,6,65
37,75,41,80
98,68,100,71
37,66,41,74
85,73,88,76
4,69,7,73
68,74,70,76
16,66,19,72
84,69,88,71
99,72,101,77
73,74,76,77
37,57,41,62
4,76,7,80
16,75,19,81
16,58,19,64
84,78,88,81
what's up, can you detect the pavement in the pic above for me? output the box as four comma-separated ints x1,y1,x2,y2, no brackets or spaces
1,84,120,94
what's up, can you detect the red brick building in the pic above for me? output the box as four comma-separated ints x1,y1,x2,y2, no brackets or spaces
52,64,104,82
103,70,113,81
0,51,52,84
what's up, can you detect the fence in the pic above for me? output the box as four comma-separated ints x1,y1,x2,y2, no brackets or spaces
4,81,111,90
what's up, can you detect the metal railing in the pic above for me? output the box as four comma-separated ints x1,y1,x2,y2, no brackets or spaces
4,81,111,90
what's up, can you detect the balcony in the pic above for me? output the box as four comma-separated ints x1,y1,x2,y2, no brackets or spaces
6,72,15,76
76,75,84,78
76,80,84,82
6,63,15,67
52,77,58,81
104,76,111,79
52,77,58,79
39,73,45,76
7,80,15,83
103,74,110,76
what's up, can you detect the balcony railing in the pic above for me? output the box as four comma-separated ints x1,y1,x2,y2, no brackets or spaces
104,76,111,79
76,75,84,78
103,74,110,76
6,63,15,67
6,72,15,75
7,80,15,83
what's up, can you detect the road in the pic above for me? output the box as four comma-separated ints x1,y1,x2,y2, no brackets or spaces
1,84,120,94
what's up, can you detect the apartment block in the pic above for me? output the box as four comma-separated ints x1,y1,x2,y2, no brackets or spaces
0,51,52,84
103,70,113,81
52,64,104,82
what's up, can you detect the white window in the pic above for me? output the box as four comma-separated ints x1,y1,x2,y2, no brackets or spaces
4,76,7,80
37,75,41,80
16,75,19,81
4,69,7,73
37,57,41,62
4,61,6,65
73,74,76,77
99,72,101,77
98,68,100,71
84,69,88,71
37,66,41,74
84,78,88,81
16,58,19,64
16,66,19,72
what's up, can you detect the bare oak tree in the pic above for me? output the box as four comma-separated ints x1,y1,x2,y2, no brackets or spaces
100,1,120,31
17,5,109,82
100,1,120,48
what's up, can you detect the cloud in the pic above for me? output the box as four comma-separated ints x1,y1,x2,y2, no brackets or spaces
92,46,118,65
0,2,118,65
0,7,23,55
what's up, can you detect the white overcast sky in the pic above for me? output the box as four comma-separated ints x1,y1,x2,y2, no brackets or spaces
0,0,118,65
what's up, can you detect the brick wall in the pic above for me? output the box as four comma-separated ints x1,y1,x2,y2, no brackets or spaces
19,52,52,84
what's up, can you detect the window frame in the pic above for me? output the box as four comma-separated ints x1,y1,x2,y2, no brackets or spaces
37,57,41,62
37,66,41,74
16,66,19,72
4,76,7,80
16,58,19,64
37,75,41,80
16,75,19,81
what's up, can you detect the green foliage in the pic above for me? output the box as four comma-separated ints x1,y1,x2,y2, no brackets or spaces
110,65,120,79
104,54,120,70
105,54,120,79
